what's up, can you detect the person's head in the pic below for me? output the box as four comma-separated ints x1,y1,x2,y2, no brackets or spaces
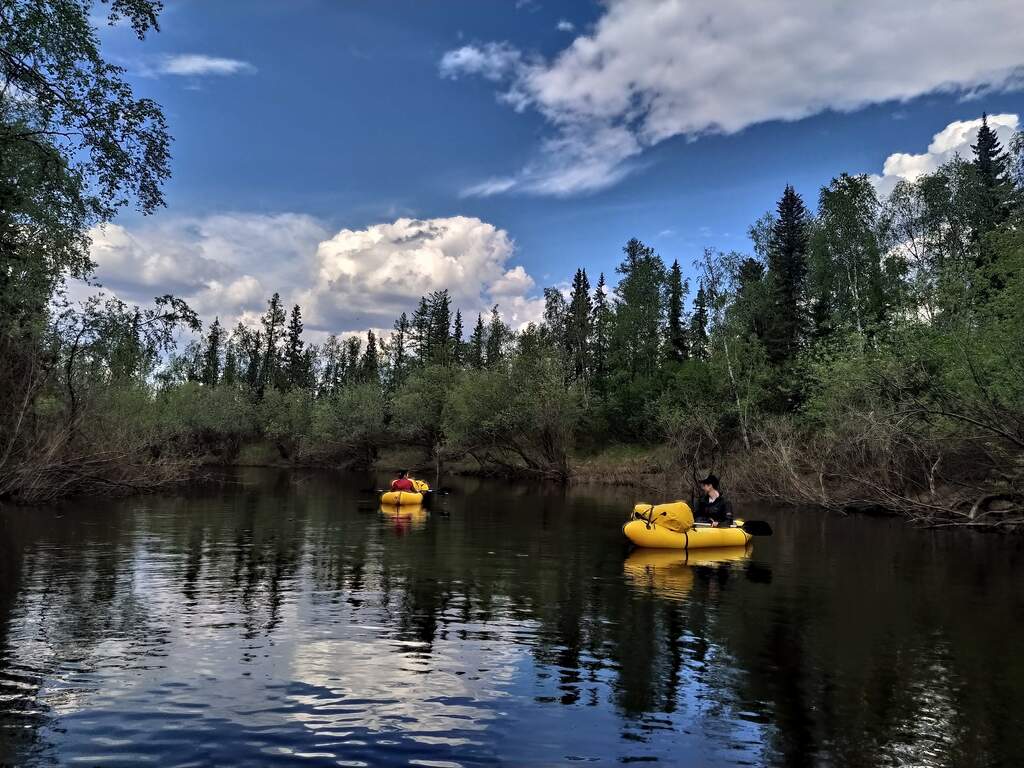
397,469,408,479
700,474,720,494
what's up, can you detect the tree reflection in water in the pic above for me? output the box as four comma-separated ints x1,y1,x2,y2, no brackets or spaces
0,468,1022,766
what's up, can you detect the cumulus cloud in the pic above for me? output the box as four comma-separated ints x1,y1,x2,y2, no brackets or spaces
302,216,544,330
155,54,255,77
871,113,1019,195
87,213,326,320
442,0,1024,196
84,214,545,336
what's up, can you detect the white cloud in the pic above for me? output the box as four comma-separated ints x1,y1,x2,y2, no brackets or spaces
302,216,544,330
556,20,575,33
157,54,255,77
871,113,1019,195
440,43,524,83
84,214,545,335
442,0,1024,196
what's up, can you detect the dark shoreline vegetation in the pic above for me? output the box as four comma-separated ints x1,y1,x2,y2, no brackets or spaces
1,3,1023,528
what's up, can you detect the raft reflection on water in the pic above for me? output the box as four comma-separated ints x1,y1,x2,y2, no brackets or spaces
623,546,755,602
380,503,428,531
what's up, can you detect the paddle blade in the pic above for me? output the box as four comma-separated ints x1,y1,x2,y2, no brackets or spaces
742,520,773,537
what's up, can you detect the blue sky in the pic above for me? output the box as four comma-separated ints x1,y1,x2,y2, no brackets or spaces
89,0,1024,336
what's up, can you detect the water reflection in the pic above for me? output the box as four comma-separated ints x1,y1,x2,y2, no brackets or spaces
0,468,1022,766
623,546,753,602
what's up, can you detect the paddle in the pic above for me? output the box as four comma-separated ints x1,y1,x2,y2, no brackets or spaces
690,520,774,536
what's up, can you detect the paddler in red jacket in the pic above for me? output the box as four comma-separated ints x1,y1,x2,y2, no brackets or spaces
390,470,416,492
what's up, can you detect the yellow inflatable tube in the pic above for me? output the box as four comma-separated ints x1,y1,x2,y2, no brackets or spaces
624,500,752,549
380,478,430,506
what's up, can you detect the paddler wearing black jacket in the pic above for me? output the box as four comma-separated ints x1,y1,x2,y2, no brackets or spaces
695,474,734,527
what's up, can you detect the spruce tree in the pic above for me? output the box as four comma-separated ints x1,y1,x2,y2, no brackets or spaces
469,313,486,370
689,281,709,360
451,309,464,366
429,289,452,364
666,260,689,362
410,296,431,362
611,238,666,379
566,268,593,382
391,312,410,381
259,293,287,393
764,185,810,363
201,317,224,386
343,336,362,384
971,113,1016,291
591,272,612,394
362,330,379,382
283,304,306,390
485,305,507,368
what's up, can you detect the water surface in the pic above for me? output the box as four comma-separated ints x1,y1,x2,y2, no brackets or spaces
1,469,1023,766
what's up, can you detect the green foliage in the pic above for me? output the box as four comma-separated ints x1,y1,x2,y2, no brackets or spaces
310,383,386,466
391,364,457,449
158,381,258,452
443,349,579,478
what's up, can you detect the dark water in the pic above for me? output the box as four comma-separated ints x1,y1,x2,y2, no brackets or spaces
2,470,1023,767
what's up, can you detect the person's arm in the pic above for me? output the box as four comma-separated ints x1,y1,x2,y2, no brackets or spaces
722,497,734,526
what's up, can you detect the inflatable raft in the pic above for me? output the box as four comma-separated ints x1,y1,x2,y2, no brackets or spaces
380,479,430,506
623,501,752,549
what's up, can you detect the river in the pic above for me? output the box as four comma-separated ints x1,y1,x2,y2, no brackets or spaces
1,468,1022,767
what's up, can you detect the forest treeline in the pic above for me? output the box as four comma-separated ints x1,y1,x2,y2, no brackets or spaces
1,2,1022,525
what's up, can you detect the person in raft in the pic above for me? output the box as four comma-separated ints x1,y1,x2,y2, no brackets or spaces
694,474,734,527
390,470,416,492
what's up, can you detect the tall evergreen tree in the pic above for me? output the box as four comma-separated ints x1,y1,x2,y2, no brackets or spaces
451,309,464,366
201,317,224,387
689,281,710,360
591,272,612,394
410,290,453,364
431,290,453,364
362,330,379,382
665,260,689,362
611,238,666,379
283,304,307,390
485,305,507,368
410,296,431,361
343,336,362,384
469,313,486,370
259,293,287,393
391,312,411,382
971,113,1016,292
764,185,810,363
566,268,593,382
